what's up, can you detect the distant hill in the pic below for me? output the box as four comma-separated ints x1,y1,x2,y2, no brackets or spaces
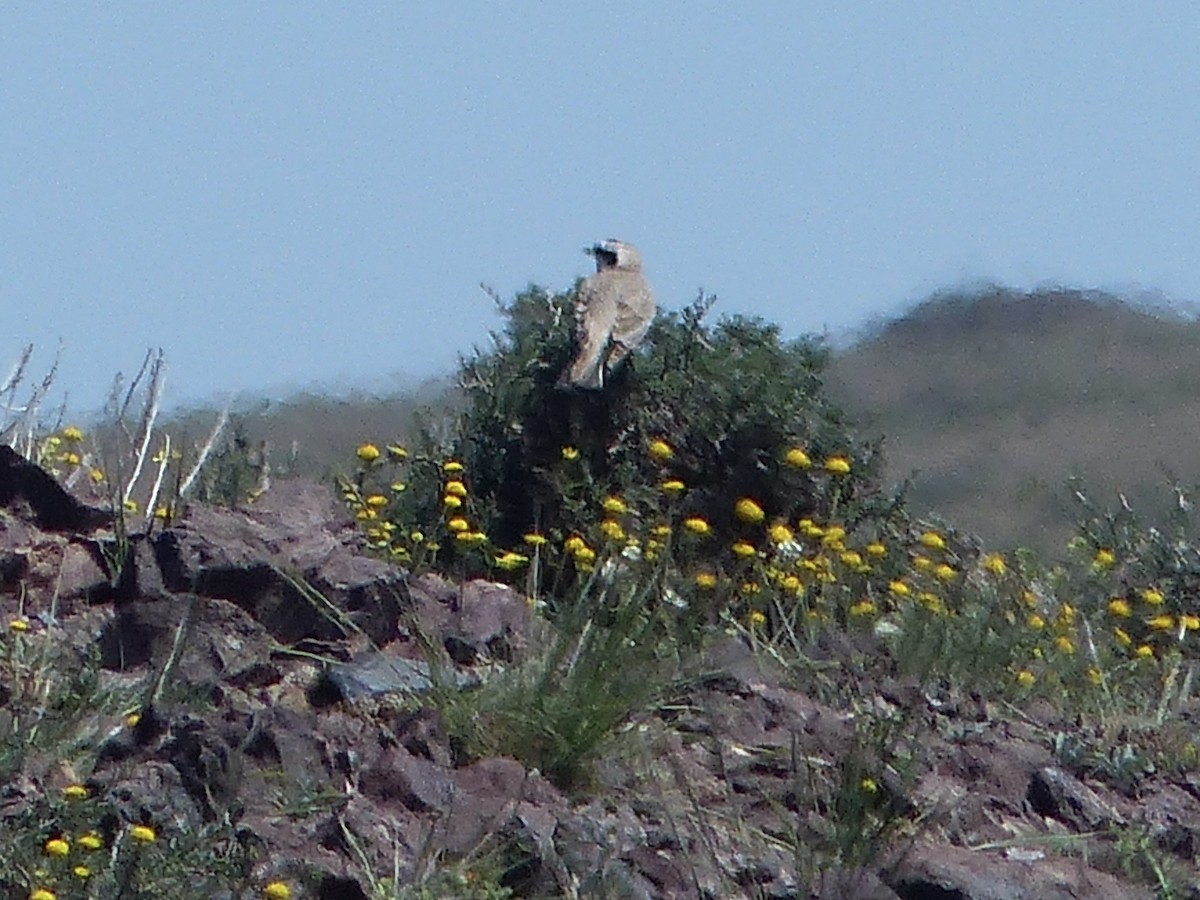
827,286,1200,556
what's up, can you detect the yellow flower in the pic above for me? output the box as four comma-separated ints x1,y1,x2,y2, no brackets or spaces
983,553,1006,576
444,480,468,498
1141,588,1165,606
574,546,596,564
731,541,756,559
1092,548,1116,570
1016,669,1036,688
748,609,767,626
365,494,388,508
798,518,823,537
263,883,293,900
848,599,876,617
9,618,29,633
768,523,794,544
599,520,626,541
734,497,765,524
919,531,946,551
523,532,547,546
683,517,711,536
651,524,672,538
860,777,878,794
784,447,812,468
839,550,863,567
933,563,956,582
390,481,406,492
356,442,380,463
1149,614,1175,631
44,838,70,857
89,467,105,484
61,451,81,466
1054,635,1076,654
694,572,718,589
78,833,103,851
442,495,463,509
912,555,932,571
888,580,910,597
602,496,628,514
30,890,56,900
447,517,470,532
781,574,801,592
660,479,685,494
560,446,580,461
386,444,408,459
739,581,761,596
443,460,465,472
823,455,851,475
73,866,90,879
822,525,846,543
918,592,943,613
123,498,139,513
564,535,587,554
1026,614,1045,630
62,425,84,442
647,439,674,461
1107,598,1132,618
1087,667,1103,686
129,824,156,843
495,552,529,571
1113,627,1132,647
1135,644,1155,659
865,541,886,557
409,530,425,543
63,784,89,800
1182,615,1200,631
126,712,141,728
456,531,487,545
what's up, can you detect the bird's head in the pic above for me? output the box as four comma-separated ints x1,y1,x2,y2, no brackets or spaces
585,239,642,272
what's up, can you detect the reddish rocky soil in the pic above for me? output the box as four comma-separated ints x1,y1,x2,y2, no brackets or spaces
2,445,1198,898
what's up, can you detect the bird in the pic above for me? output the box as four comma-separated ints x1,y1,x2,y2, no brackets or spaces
560,239,656,389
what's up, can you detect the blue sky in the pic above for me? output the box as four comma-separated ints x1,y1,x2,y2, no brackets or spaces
3,4,1199,411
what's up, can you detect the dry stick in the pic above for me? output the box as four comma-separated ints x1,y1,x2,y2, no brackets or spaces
122,352,165,506
142,433,171,533
11,344,62,457
178,405,229,498
117,348,157,437
0,343,33,437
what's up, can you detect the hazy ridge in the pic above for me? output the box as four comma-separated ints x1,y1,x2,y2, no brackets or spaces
827,285,1200,555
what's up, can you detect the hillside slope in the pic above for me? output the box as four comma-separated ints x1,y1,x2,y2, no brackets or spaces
827,286,1200,555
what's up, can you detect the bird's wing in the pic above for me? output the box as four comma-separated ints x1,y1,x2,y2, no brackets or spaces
610,274,655,348
565,275,619,388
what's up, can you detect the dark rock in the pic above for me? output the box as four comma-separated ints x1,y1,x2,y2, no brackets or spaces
0,444,111,532
106,759,205,833
325,648,478,702
891,841,1153,900
164,478,406,645
406,573,533,664
1027,766,1124,831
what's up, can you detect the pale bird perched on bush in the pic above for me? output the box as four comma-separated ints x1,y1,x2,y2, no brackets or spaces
560,239,656,389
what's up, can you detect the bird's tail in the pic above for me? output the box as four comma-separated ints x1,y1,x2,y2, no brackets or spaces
562,352,605,390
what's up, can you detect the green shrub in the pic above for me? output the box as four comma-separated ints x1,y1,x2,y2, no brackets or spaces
446,288,895,571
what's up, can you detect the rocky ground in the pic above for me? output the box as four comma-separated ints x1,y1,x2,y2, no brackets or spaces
1,445,1198,899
